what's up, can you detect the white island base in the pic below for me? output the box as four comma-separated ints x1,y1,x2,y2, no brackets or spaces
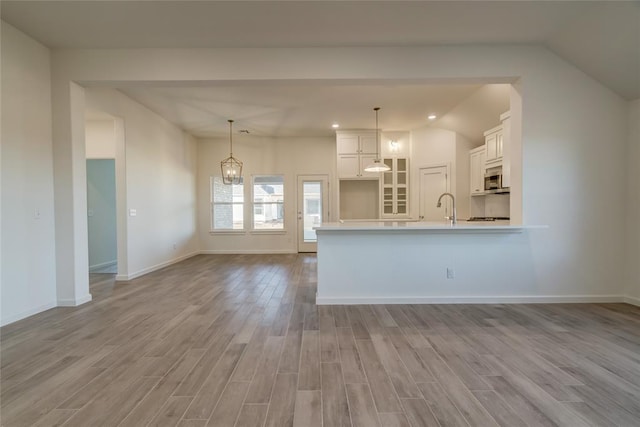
315,221,551,305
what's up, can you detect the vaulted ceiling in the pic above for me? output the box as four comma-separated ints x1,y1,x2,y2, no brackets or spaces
3,1,638,138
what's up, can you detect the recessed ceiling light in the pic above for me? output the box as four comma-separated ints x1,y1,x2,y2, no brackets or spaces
428,114,437,120
332,123,340,128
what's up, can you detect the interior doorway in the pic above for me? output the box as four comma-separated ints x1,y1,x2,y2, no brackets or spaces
419,165,450,221
86,159,117,273
297,175,329,253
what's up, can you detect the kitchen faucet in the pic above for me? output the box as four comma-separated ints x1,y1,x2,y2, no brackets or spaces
436,192,457,225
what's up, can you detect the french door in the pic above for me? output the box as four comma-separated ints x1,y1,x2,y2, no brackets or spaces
297,175,329,253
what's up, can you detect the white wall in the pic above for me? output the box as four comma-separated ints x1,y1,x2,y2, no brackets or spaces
410,126,457,219
1,23,57,325
86,119,116,159
85,89,199,278
626,99,640,303
436,84,511,144
455,133,476,220
198,136,336,253
48,44,629,300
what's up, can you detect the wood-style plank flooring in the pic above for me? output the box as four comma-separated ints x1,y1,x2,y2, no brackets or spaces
2,254,640,426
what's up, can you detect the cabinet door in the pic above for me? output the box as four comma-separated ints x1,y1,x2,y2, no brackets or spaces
485,133,498,161
396,187,408,215
337,155,360,178
359,135,378,154
470,151,481,194
359,154,379,178
470,148,486,195
337,135,360,154
496,132,504,158
382,187,394,215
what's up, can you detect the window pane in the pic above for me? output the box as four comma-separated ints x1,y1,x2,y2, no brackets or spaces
213,176,244,203
213,204,244,229
253,176,283,203
212,176,244,230
303,181,322,243
253,175,284,230
253,203,284,229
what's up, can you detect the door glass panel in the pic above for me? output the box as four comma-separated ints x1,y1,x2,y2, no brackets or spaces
303,181,322,243
397,172,407,185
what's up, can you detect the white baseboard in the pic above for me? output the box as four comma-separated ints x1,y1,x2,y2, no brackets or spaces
624,295,640,307
117,251,200,281
89,260,117,272
57,294,93,307
1,301,58,327
199,249,297,255
316,294,625,305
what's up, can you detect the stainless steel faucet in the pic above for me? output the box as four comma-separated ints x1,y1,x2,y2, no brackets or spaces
436,192,457,225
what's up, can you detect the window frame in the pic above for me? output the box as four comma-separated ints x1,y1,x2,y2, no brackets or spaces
210,176,246,233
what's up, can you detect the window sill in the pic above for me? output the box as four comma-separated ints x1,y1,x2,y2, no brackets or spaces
249,230,287,235
209,230,246,235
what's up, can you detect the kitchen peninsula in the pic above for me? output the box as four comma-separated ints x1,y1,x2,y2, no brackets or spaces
315,220,543,305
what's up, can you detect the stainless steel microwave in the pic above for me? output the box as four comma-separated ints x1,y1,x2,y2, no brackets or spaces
484,166,510,194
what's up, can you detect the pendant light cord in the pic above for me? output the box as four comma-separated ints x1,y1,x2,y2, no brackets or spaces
374,107,380,159
228,119,234,157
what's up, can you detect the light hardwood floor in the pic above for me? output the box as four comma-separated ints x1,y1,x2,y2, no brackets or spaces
2,254,640,426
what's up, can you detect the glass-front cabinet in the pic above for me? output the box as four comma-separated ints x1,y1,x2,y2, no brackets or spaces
381,157,409,218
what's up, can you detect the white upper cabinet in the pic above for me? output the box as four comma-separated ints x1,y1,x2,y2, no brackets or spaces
500,111,511,188
484,111,511,171
336,134,360,154
358,135,378,154
336,131,380,179
469,145,486,195
484,124,503,166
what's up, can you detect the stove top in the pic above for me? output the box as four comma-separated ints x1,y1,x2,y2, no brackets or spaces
466,217,510,222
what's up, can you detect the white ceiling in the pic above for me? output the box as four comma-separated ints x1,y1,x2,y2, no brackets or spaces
117,83,505,138
3,1,638,138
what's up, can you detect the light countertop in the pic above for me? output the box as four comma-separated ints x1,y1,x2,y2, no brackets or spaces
315,220,545,233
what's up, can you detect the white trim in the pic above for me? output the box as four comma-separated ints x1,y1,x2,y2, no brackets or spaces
209,230,246,235
624,295,640,307
89,260,117,272
1,301,57,326
57,294,93,307
249,230,286,235
117,251,200,281
200,249,295,255
316,295,625,305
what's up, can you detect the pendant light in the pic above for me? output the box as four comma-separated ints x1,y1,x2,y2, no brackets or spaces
220,119,243,185
363,107,391,173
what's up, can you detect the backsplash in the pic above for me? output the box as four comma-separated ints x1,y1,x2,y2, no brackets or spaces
470,193,510,218
485,194,510,218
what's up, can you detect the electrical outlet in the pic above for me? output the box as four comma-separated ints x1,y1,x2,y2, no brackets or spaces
173,243,177,250
34,208,41,219
446,268,455,279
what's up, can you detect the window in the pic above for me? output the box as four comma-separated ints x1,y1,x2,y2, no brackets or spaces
253,175,284,230
211,176,244,230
